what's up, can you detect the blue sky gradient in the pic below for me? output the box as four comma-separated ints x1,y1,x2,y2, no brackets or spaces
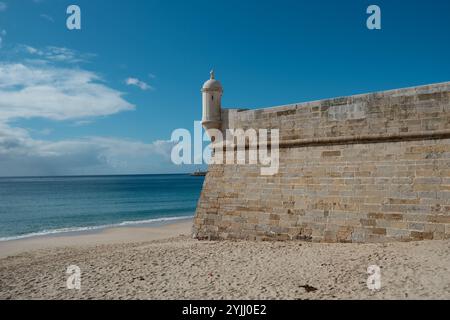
0,0,449,175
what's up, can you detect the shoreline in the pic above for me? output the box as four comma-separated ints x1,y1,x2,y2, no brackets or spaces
0,218,193,259
0,215,194,242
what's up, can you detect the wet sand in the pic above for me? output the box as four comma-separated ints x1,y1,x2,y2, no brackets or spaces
0,220,193,259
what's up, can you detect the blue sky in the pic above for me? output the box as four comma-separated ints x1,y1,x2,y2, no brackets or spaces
0,0,449,176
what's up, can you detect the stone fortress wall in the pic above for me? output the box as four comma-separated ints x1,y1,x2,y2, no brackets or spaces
193,82,450,242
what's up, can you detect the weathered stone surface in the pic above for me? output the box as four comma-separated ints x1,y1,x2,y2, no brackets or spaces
193,82,450,243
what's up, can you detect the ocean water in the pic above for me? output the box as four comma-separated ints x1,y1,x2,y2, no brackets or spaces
0,174,204,241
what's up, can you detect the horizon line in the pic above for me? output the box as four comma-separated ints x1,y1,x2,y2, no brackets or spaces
0,172,206,179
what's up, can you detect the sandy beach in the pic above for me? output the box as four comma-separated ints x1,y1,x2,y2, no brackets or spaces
0,220,449,300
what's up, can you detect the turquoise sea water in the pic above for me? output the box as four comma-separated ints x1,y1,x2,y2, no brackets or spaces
0,174,204,241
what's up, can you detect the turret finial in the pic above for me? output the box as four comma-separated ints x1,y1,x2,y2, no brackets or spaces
210,69,215,80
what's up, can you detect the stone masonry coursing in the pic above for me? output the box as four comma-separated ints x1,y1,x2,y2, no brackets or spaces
193,82,450,242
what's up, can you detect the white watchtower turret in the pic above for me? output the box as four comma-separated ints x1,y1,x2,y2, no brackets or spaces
201,70,223,134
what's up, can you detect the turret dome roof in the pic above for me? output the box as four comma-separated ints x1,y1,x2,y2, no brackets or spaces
202,70,223,91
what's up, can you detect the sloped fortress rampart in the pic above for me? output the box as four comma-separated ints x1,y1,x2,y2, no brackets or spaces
193,80,450,242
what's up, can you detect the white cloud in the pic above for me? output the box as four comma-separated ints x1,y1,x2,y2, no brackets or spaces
23,45,38,54
125,77,153,91
0,46,181,176
27,127,53,136
20,45,95,64
0,2,7,12
0,123,178,176
0,63,134,121
40,14,54,23
0,29,6,48
71,120,93,127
